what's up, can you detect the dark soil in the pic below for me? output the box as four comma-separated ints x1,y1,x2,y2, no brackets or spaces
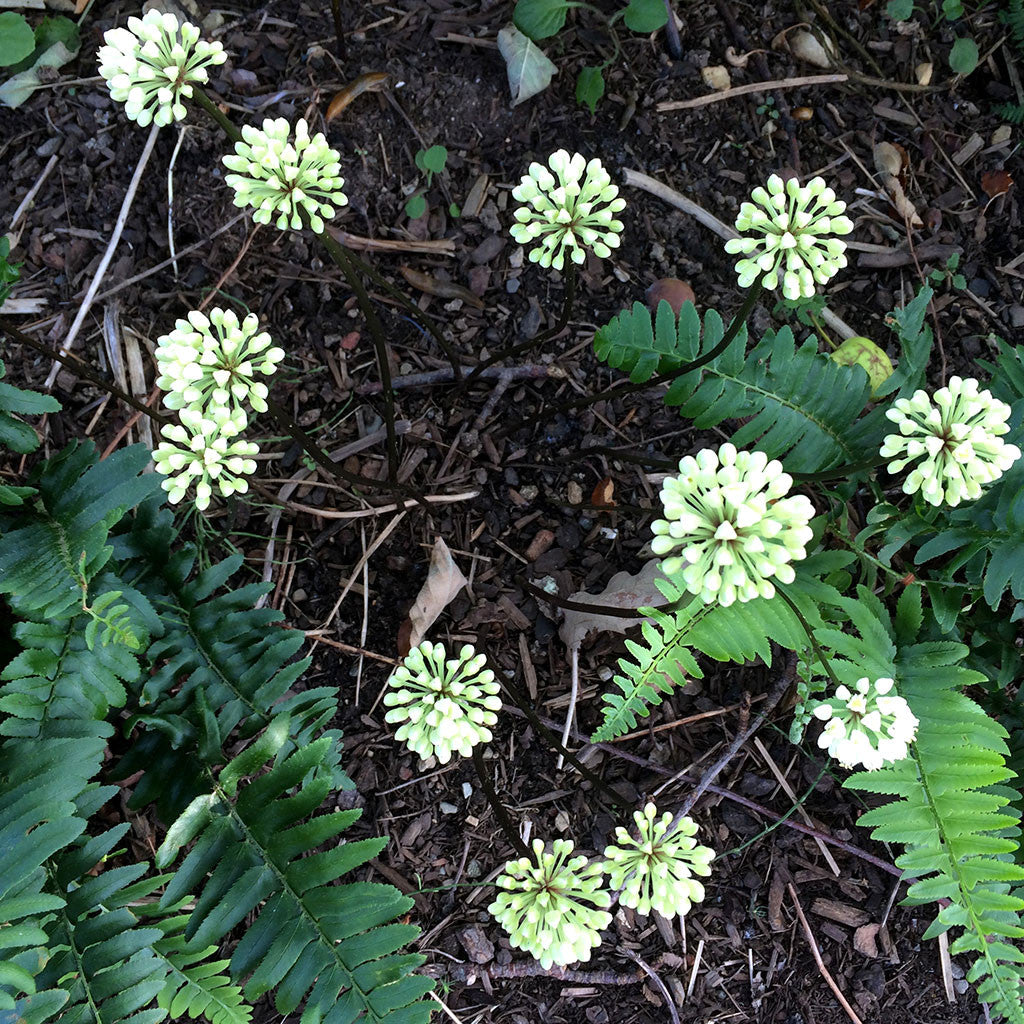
2,1,1022,1022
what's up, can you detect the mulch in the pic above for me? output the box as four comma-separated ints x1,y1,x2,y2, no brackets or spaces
2,1,1021,1021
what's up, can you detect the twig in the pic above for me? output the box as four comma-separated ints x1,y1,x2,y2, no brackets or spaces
46,122,161,388
556,647,579,772
788,882,866,1024
8,153,59,234
472,746,530,858
424,961,644,985
197,225,261,311
622,949,681,1024
276,490,478,521
657,74,847,111
472,367,516,431
167,125,188,280
326,226,455,255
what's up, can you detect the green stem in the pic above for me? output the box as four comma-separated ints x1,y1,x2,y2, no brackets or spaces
465,264,577,385
329,0,346,59
775,585,842,689
472,745,530,858
496,278,764,439
192,87,241,143
318,232,399,481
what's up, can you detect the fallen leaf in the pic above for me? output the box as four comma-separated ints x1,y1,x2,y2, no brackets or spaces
646,278,695,316
590,477,616,508
325,71,389,122
400,537,469,654
830,336,894,398
559,560,669,650
873,142,923,228
981,169,1013,199
772,27,836,69
497,24,557,106
399,266,485,309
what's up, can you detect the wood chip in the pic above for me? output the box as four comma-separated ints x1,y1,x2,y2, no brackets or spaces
952,132,984,166
854,923,881,958
810,897,871,928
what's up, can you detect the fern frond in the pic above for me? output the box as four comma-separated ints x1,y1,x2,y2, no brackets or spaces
593,300,878,473
0,735,107,1019
592,565,817,742
874,283,933,399
850,640,1024,1022
155,716,433,1023
0,359,60,457
147,912,253,1024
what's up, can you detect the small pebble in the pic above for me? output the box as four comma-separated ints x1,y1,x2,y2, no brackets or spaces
505,278,521,294
439,801,459,815
461,782,473,799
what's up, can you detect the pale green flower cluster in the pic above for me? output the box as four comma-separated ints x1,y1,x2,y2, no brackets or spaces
725,175,853,300
155,308,284,437
223,118,348,233
97,10,226,128
880,376,1020,507
812,677,918,772
383,642,501,764
488,839,611,969
651,444,815,606
602,804,714,919
152,422,258,512
510,150,625,271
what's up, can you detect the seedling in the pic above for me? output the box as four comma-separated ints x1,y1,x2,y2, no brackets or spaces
405,144,457,219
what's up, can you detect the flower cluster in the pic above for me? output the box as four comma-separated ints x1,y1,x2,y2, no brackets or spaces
725,175,853,300
97,10,226,128
510,151,625,271
383,642,501,764
152,422,258,512
223,118,348,233
155,308,284,436
488,839,611,969
650,444,815,606
812,677,918,771
602,804,715,919
879,376,1020,507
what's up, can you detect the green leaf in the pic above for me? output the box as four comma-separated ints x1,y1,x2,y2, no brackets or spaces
513,0,571,39
575,65,605,114
404,194,426,220
418,144,447,175
448,202,461,218
0,13,34,67
886,0,914,18
622,0,669,33
32,16,79,56
497,25,557,106
949,37,979,74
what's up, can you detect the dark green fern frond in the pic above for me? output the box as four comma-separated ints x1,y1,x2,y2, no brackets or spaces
850,634,1024,1022
593,300,879,473
155,715,433,1024
874,283,933,399
0,359,59,457
0,734,107,1020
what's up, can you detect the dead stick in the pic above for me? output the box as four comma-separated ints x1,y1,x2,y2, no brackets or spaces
657,73,847,111
788,882,866,1024
357,363,562,395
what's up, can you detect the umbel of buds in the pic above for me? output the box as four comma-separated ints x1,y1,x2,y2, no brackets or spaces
383,642,501,764
223,118,349,233
152,422,259,512
812,677,919,771
603,804,715,919
97,10,226,128
650,444,815,606
880,376,1021,507
725,175,853,300
510,151,625,271
155,308,284,437
488,839,612,969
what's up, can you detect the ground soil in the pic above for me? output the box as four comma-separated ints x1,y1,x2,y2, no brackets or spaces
2,1,1023,1022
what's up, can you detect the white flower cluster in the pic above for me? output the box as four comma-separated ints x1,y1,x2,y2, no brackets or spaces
152,422,258,512
812,677,918,771
880,376,1020,507
651,444,815,606
602,804,714,919
97,10,226,128
725,175,853,300
383,642,501,764
155,308,284,437
223,118,348,233
488,839,611,969
510,151,625,271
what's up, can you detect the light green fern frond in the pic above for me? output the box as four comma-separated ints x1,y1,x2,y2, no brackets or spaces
850,619,1024,1022
155,716,433,1023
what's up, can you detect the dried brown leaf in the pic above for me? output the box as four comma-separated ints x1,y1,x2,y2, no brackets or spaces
401,537,468,654
558,560,668,650
325,72,389,122
981,169,1013,199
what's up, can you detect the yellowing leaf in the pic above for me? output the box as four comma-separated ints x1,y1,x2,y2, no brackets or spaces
830,336,894,398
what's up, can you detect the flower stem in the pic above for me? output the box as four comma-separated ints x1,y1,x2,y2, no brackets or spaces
472,746,530,858
464,264,577,385
495,278,763,440
192,86,241,143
